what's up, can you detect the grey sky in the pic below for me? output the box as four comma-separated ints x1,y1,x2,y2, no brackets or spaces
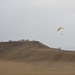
0,0,75,50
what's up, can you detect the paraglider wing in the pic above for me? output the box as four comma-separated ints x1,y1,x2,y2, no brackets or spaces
57,27,64,31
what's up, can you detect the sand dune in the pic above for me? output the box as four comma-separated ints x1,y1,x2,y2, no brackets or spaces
0,41,75,62
0,41,75,75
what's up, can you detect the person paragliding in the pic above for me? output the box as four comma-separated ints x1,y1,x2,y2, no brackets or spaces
57,27,64,35
57,27,64,50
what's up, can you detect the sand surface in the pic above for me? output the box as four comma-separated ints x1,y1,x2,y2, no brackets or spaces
0,60,75,75
0,41,75,75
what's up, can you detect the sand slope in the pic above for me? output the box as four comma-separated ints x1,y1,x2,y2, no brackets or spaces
0,41,75,75
0,41,75,62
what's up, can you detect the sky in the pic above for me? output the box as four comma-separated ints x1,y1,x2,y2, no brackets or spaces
0,0,75,50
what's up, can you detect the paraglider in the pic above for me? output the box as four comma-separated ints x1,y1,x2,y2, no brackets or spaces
57,27,64,35
57,27,64,49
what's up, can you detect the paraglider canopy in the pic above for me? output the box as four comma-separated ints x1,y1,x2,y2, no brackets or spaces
57,27,64,31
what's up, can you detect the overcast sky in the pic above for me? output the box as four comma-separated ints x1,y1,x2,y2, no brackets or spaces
0,0,75,50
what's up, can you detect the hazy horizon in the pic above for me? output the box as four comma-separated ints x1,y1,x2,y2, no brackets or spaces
0,0,75,50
